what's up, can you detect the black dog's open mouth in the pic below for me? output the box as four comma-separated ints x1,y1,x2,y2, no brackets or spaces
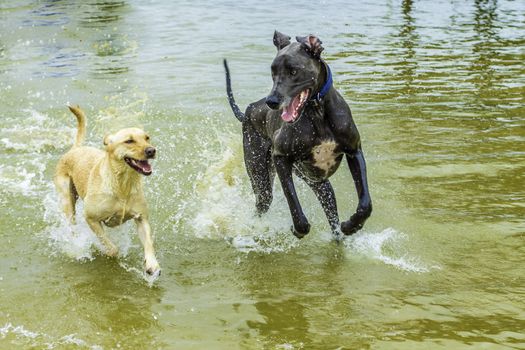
124,157,152,176
281,89,310,123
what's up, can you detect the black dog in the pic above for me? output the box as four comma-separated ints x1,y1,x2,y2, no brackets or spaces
223,31,372,239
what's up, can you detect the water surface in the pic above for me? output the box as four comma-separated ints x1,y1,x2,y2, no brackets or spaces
0,0,524,349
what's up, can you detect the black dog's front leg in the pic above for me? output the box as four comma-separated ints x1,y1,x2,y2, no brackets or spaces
310,180,340,235
295,171,340,237
273,155,311,238
341,148,372,235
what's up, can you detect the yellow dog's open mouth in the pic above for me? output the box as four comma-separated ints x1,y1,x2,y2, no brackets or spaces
281,89,310,123
124,157,152,176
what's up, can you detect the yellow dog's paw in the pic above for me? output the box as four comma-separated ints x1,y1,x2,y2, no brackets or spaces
144,258,161,277
105,245,119,257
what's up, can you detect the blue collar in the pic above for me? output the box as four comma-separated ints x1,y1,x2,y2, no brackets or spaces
313,62,332,102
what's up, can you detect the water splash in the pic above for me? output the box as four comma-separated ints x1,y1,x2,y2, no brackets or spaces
345,227,440,273
0,164,40,197
1,109,72,153
93,92,149,134
118,261,160,287
187,135,439,270
0,109,69,198
43,191,134,261
42,190,159,283
0,323,101,350
33,100,154,273
190,135,300,253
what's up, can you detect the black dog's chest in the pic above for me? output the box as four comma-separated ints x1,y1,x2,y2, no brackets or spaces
310,140,342,171
272,115,344,180
296,140,343,180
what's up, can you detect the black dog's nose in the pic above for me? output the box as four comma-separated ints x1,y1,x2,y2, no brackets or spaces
145,147,156,159
265,95,281,110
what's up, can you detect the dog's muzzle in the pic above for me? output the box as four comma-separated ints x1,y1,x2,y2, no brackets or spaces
145,147,156,159
265,94,282,110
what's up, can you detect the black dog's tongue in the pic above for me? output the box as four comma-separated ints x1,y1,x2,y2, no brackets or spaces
281,89,309,123
281,94,301,122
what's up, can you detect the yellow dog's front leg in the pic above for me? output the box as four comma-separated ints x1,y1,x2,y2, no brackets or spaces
85,217,119,257
134,215,160,276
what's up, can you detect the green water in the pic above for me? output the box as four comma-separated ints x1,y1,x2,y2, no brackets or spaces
1,0,524,349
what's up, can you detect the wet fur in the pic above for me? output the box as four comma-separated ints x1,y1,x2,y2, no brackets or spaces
224,31,372,238
54,106,160,275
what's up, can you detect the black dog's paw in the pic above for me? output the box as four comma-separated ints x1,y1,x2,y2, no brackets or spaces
341,211,368,235
292,226,306,239
291,221,311,239
340,219,363,236
331,226,344,242
341,205,372,235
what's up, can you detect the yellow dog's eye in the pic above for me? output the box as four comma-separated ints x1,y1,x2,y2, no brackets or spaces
125,139,135,144
145,136,150,141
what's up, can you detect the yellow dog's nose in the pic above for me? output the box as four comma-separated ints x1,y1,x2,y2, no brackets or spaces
145,147,156,159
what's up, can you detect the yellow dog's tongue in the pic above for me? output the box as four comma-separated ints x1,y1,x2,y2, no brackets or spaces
281,94,301,122
136,160,151,173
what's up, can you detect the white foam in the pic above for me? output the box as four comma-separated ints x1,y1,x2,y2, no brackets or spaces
227,227,300,254
189,135,439,269
0,153,52,199
42,191,133,261
276,343,298,350
0,323,39,339
1,109,73,153
190,135,299,253
0,164,39,197
0,322,101,349
25,102,159,279
345,227,440,273
0,109,72,199
118,261,160,287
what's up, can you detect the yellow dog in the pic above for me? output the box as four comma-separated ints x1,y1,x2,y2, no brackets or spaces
54,106,160,276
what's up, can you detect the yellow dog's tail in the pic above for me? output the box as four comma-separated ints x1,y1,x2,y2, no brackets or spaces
67,105,86,147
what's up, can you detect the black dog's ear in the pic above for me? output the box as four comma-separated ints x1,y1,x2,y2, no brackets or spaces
296,35,324,58
273,30,291,50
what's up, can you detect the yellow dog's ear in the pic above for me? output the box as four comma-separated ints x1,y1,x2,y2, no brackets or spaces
103,134,114,147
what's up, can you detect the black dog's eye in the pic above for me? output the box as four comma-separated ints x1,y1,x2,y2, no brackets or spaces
125,139,135,144
290,69,297,76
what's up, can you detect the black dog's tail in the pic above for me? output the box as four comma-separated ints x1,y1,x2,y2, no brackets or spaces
223,59,246,122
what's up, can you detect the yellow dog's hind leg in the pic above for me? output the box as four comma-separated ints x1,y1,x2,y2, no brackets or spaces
54,174,77,225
